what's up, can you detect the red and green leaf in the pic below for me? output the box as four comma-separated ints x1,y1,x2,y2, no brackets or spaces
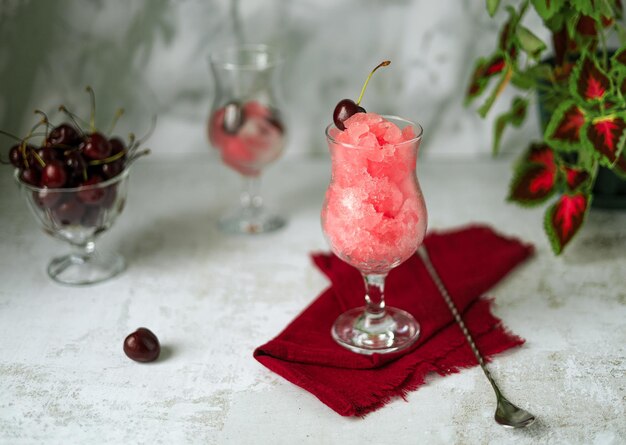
586,115,626,164
466,54,506,102
493,97,528,155
532,0,565,20
544,101,588,151
571,55,611,102
544,193,590,255
564,166,591,190
508,143,558,205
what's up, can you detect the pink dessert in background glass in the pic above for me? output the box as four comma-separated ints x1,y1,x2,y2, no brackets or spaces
209,100,284,177
322,112,426,354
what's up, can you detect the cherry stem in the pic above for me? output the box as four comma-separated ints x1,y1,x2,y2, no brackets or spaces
59,105,86,137
133,115,157,151
127,133,137,153
127,148,151,165
30,147,46,168
356,60,391,106
86,86,96,132
108,108,125,135
0,129,23,142
33,110,53,139
88,148,127,166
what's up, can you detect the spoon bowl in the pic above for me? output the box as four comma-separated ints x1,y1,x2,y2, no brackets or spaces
495,397,536,428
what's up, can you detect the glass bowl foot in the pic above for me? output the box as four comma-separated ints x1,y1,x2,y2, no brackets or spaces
331,306,420,355
47,251,126,285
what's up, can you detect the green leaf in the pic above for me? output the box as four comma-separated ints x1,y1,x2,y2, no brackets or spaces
565,11,581,39
516,26,547,59
571,0,606,18
610,43,626,72
487,0,501,17
531,0,565,20
493,97,528,155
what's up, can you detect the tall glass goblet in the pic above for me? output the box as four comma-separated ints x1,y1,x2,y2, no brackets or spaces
15,168,129,285
321,115,426,354
207,44,286,234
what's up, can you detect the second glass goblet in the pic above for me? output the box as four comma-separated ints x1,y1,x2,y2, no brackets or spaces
207,44,286,234
321,115,426,354
16,168,129,285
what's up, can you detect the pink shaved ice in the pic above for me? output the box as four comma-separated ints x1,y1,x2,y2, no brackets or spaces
208,101,284,176
323,113,426,273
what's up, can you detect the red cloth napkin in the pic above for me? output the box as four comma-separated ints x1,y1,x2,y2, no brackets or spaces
254,225,534,417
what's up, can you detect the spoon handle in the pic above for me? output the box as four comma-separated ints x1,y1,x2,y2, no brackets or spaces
417,247,501,395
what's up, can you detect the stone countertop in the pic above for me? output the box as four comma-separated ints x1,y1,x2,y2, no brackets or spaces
0,156,624,445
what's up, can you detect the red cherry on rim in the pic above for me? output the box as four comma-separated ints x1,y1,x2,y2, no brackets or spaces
332,60,390,131
123,328,161,363
333,99,365,131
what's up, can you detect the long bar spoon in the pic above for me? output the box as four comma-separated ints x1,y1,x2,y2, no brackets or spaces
417,247,536,428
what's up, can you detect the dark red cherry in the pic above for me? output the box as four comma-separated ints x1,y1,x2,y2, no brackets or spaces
41,160,67,188
332,60,390,131
64,151,87,186
77,175,106,205
333,99,364,131
36,147,58,163
9,145,23,167
101,159,124,179
47,123,80,147
20,167,40,186
123,327,160,363
109,137,126,155
52,198,85,225
81,132,111,160
33,189,64,209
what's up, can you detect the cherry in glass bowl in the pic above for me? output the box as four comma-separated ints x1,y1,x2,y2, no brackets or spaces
15,168,129,285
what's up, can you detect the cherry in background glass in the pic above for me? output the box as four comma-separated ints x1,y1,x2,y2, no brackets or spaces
207,44,286,234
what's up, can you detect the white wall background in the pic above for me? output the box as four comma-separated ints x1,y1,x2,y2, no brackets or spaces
0,0,547,160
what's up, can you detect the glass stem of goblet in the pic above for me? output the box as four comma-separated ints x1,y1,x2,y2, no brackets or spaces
362,273,388,320
80,240,96,258
241,176,263,210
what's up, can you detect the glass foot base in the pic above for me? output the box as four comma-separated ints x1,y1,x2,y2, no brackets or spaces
218,208,286,234
331,306,420,355
47,251,126,286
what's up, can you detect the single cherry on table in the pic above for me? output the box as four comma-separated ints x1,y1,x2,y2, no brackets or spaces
123,328,161,363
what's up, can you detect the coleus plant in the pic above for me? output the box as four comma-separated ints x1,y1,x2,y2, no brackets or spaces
467,0,626,254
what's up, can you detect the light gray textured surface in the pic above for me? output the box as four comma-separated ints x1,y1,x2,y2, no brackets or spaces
0,156,625,444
